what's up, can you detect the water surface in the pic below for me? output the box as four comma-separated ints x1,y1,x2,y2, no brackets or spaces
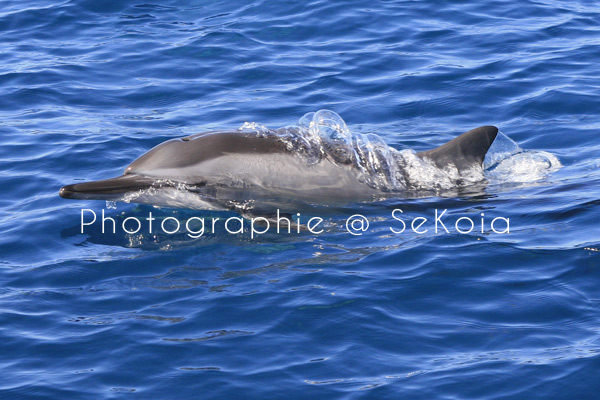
1,0,599,398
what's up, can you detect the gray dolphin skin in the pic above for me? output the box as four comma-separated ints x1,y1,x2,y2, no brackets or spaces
59,125,498,208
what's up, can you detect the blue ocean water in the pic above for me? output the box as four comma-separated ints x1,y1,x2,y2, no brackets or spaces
1,0,600,398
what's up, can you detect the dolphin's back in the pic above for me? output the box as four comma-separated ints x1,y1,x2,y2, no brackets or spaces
125,130,290,176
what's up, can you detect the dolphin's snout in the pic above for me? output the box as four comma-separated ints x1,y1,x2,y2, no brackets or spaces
57,175,157,200
59,185,74,199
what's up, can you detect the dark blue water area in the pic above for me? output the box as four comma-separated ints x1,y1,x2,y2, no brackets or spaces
1,0,600,398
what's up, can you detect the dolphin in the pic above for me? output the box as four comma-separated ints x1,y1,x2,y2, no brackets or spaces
59,125,498,209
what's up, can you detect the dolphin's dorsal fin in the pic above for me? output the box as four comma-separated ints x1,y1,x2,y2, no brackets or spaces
417,126,498,171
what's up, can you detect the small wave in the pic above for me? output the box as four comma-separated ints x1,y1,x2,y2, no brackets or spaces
484,131,562,183
488,151,562,183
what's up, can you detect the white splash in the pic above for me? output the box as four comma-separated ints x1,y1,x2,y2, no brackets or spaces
237,111,562,193
484,131,562,183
